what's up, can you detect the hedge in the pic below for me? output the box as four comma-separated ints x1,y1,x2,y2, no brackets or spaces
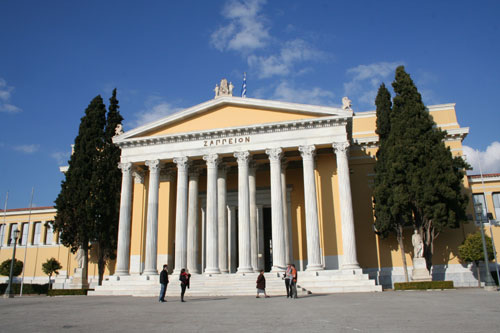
47,289,91,296
394,281,454,290
0,283,49,294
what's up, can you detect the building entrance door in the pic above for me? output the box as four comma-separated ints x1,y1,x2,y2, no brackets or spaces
263,207,273,272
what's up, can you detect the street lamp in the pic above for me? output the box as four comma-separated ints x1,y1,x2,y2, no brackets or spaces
3,228,20,298
475,203,497,290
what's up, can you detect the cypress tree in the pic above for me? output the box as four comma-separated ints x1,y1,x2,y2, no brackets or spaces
373,66,469,275
53,95,107,276
93,89,123,285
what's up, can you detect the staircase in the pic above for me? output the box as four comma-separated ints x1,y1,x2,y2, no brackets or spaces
89,269,381,297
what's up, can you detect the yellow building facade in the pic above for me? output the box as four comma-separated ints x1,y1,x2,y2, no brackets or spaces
2,85,497,292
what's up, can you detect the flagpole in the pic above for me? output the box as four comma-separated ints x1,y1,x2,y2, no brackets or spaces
20,187,34,297
1,192,8,252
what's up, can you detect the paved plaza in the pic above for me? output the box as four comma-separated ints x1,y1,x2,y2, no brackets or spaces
1,288,499,332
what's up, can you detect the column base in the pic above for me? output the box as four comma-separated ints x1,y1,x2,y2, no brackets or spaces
142,269,158,276
341,263,361,270
271,265,286,272
114,270,130,277
205,268,221,274
220,269,229,274
306,264,324,271
237,267,254,273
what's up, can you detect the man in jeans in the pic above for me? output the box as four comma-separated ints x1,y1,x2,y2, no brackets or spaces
159,264,169,302
284,264,292,298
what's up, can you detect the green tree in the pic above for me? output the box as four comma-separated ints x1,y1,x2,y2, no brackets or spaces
459,232,494,287
0,259,23,277
373,66,469,277
93,88,123,285
42,258,62,289
53,95,107,279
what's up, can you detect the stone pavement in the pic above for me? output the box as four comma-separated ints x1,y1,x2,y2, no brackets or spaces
1,288,499,332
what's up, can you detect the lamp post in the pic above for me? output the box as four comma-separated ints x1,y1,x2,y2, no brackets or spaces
3,228,20,298
475,203,497,290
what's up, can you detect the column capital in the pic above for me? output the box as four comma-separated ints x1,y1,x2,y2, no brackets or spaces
281,157,289,169
218,163,230,176
145,159,161,172
133,169,145,184
234,151,250,164
118,162,133,173
299,145,316,160
332,141,350,154
203,153,219,168
173,156,190,170
188,166,201,179
266,147,282,162
160,168,176,182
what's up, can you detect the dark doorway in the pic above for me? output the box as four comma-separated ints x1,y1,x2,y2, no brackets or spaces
263,207,273,272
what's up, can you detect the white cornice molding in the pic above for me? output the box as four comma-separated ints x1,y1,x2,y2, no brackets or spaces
115,96,351,142
3,208,57,217
115,115,350,149
355,103,456,116
468,175,500,183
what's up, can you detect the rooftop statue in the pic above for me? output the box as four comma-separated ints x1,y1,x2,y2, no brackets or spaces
214,78,233,98
342,96,352,110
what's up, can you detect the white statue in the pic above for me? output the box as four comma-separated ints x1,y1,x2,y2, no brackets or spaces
76,248,86,269
229,82,234,96
342,96,352,110
114,124,124,136
214,84,219,98
412,230,424,258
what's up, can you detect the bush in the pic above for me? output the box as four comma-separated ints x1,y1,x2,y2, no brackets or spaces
0,259,23,277
47,289,91,296
394,281,454,290
0,283,49,294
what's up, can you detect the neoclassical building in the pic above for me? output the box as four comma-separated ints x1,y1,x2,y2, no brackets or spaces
3,81,496,294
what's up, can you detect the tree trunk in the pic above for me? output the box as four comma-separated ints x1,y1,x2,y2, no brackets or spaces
97,243,105,286
423,223,433,271
476,261,481,288
49,274,52,290
397,225,409,282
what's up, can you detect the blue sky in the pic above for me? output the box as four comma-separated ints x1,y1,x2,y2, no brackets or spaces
1,0,499,209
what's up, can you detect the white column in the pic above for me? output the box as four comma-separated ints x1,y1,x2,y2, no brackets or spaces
173,157,189,275
187,167,200,274
248,161,259,271
218,165,229,273
204,153,220,274
201,206,206,273
234,151,253,273
115,162,134,276
228,206,237,273
299,145,323,271
257,205,265,271
333,141,360,270
281,159,292,264
144,159,161,275
266,148,287,272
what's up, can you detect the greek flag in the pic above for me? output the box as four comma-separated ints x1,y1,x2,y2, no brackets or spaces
241,72,247,98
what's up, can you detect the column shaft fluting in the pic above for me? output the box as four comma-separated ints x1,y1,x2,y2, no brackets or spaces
266,148,287,271
228,206,237,273
217,166,229,273
333,142,360,270
115,162,133,276
173,157,189,274
299,145,323,270
144,159,161,275
281,160,292,264
257,205,265,271
235,151,253,273
187,168,200,274
248,162,259,271
204,153,220,274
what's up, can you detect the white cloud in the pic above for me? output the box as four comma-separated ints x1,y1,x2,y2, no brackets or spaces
271,80,335,106
344,62,402,109
132,101,183,127
211,0,269,52
0,77,22,113
248,39,325,79
51,151,70,166
463,142,500,174
13,144,40,154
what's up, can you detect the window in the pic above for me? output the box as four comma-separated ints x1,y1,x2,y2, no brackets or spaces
493,193,500,221
45,223,54,245
8,224,18,246
20,222,29,246
0,224,5,246
473,194,487,222
33,222,42,245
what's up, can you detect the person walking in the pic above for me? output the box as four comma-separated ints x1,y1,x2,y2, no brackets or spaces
284,264,292,298
159,264,169,303
290,264,298,299
256,270,270,298
179,268,191,302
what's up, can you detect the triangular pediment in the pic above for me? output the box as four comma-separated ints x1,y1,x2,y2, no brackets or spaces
116,96,351,141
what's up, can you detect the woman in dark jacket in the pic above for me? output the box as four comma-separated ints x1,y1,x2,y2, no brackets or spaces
256,270,270,298
179,268,191,302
